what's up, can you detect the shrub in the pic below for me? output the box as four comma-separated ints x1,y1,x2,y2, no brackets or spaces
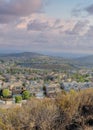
2,89,10,98
0,88,93,130
15,95,22,103
22,90,30,100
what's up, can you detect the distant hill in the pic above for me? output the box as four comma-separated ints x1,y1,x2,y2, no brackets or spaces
74,55,93,67
0,52,42,58
0,52,76,70
1,52,93,69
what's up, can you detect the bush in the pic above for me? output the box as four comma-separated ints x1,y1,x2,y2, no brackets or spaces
15,95,22,103
2,89,10,98
0,88,93,130
22,90,30,100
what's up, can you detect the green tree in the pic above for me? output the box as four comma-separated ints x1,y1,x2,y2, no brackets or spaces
2,89,10,98
15,96,22,103
22,90,30,100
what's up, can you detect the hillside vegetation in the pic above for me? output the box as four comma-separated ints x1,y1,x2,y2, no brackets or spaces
0,52,78,70
1,52,93,69
0,89,93,130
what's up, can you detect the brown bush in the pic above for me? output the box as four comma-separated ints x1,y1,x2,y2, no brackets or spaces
0,88,93,130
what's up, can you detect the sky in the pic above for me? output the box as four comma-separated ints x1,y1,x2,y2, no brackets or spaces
0,0,93,56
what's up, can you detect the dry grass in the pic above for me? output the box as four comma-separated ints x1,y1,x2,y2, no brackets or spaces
0,89,93,129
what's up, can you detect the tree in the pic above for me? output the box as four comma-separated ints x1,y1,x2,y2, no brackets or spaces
2,89,10,98
15,95,22,103
22,90,30,100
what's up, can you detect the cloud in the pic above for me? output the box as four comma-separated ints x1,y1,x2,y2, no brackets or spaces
0,0,93,55
27,20,49,31
0,0,43,23
85,4,93,15
26,14,76,32
64,20,89,36
72,1,93,18
85,26,93,37
27,19,63,31
72,8,82,17
0,11,92,55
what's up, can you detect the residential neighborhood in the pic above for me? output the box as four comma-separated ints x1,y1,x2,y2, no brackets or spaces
0,58,93,108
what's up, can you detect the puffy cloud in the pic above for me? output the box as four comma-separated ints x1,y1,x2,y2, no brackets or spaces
0,0,43,23
0,9,92,55
64,20,89,36
27,20,49,31
25,13,76,32
0,0,93,55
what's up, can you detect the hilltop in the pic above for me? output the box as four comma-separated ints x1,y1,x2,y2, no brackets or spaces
0,52,93,69
0,52,75,70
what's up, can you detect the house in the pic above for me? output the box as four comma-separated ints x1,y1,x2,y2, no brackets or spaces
35,91,44,99
12,86,25,95
10,82,24,95
61,82,93,91
45,83,61,97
